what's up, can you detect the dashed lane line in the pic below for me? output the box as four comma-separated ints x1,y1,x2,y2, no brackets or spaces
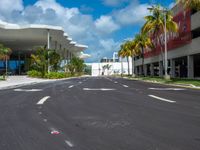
65,140,74,148
83,88,116,91
14,89,43,92
122,84,129,88
68,85,74,88
148,95,176,103
37,96,50,105
148,87,185,91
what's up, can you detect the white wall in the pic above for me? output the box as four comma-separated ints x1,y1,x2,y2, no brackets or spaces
90,61,132,76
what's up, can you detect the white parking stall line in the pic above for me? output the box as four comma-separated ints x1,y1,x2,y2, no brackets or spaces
37,96,50,105
148,95,176,103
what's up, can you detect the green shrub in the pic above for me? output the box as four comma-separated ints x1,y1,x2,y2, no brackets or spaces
28,70,74,79
44,72,71,79
27,70,43,78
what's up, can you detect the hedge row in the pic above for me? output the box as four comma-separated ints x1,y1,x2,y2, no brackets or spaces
27,70,72,79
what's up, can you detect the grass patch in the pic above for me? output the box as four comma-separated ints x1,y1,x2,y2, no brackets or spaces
127,76,200,87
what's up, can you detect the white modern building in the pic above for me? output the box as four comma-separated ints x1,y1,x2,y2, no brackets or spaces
0,20,89,75
89,53,132,76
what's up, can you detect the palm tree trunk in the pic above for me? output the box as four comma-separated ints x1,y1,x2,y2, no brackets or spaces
132,55,135,77
121,57,123,76
127,57,130,75
141,46,144,76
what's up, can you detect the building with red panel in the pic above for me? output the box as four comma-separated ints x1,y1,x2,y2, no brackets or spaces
134,4,200,79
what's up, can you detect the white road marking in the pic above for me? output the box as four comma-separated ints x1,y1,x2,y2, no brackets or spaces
122,85,129,88
37,96,50,105
65,140,74,147
114,81,118,84
148,88,185,91
68,85,74,88
83,88,116,91
148,95,176,103
79,81,82,84
14,89,43,92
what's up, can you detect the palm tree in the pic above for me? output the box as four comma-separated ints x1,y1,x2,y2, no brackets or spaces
118,41,132,75
176,0,200,11
122,40,140,77
142,5,178,75
134,32,153,76
0,44,12,78
31,47,49,77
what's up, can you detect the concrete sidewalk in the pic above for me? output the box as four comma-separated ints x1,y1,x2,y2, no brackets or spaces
0,76,52,90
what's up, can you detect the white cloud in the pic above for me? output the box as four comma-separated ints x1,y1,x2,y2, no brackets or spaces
95,15,120,34
88,38,121,62
102,0,129,7
0,0,23,19
113,2,149,25
0,0,151,62
35,0,65,15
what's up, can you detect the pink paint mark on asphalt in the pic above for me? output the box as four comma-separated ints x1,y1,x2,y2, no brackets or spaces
51,130,60,135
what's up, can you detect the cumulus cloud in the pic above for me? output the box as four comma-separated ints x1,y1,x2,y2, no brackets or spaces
113,1,150,25
102,0,130,7
95,15,120,34
88,38,121,61
0,0,151,62
0,0,24,19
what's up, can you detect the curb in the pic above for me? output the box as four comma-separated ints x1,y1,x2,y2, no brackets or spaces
0,76,88,91
0,82,38,90
121,77,200,90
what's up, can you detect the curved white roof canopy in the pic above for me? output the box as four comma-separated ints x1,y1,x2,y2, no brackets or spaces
0,20,89,59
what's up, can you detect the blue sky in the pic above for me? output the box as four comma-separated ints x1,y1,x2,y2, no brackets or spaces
0,0,174,62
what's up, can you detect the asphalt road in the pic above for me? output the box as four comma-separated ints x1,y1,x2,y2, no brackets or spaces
0,76,200,150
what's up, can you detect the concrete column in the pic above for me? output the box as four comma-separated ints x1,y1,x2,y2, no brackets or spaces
187,55,194,79
55,41,57,50
139,66,142,75
144,64,147,76
159,61,163,77
170,59,175,78
135,66,138,75
150,63,154,76
18,52,21,75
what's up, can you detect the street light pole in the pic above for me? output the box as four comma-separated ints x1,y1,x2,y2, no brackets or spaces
164,9,170,80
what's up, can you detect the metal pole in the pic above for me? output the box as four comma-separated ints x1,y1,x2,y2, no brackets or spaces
5,57,7,78
47,29,50,73
164,11,168,79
